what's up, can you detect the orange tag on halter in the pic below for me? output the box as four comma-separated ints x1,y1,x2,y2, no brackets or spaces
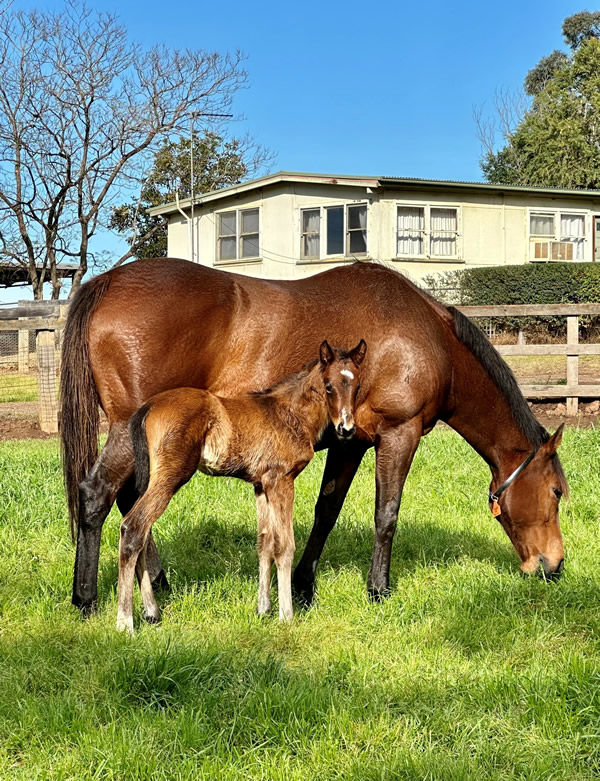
491,499,501,517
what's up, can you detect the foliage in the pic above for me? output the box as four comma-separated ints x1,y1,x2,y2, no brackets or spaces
479,12,600,188
0,1,247,298
1,430,600,778
423,262,600,337
110,132,271,261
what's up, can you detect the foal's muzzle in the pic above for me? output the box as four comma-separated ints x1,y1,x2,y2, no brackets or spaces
336,422,356,440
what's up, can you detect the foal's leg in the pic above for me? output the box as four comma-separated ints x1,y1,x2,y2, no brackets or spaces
270,478,296,621
293,439,368,605
72,422,133,615
256,490,273,616
117,474,169,594
368,421,422,600
117,483,173,634
135,544,161,624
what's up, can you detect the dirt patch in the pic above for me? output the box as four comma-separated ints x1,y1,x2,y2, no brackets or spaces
0,402,109,441
0,400,598,442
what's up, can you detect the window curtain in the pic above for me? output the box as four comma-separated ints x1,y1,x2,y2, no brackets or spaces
397,207,424,255
530,213,554,236
302,210,320,258
430,208,457,257
560,214,585,259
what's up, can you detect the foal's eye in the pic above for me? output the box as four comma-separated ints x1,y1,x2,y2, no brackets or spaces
552,487,563,500
324,382,333,394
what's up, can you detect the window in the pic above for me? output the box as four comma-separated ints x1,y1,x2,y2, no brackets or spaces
217,208,260,261
397,205,459,258
530,211,585,261
301,209,320,258
300,204,367,260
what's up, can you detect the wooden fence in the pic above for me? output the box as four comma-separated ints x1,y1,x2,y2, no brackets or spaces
458,303,600,416
0,302,66,433
0,301,599,433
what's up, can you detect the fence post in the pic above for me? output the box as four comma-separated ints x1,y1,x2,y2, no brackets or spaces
18,323,29,372
36,329,58,434
566,315,578,416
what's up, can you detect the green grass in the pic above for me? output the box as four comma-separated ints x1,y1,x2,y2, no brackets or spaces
1,427,600,779
0,371,38,402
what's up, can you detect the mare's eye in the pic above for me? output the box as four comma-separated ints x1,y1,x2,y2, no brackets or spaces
324,382,333,395
552,487,563,500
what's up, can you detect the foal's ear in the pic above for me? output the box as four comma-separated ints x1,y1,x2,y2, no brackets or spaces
545,423,564,457
319,340,334,366
350,339,367,366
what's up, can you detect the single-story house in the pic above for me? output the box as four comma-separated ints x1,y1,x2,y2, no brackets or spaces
149,171,600,283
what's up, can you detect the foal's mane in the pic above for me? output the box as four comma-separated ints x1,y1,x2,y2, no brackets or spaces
449,306,550,448
250,358,320,399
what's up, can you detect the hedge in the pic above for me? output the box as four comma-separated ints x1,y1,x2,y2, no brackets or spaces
422,263,600,338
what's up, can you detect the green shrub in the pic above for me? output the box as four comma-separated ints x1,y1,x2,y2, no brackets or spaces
423,263,600,339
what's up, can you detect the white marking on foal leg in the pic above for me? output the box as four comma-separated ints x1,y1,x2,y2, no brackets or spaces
340,369,354,380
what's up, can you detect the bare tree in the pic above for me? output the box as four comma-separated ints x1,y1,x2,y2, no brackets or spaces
0,1,247,298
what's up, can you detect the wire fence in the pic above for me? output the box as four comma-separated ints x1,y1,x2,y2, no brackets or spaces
0,301,64,433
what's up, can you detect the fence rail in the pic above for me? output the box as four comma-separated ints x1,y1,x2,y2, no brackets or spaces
458,302,600,415
0,301,599,433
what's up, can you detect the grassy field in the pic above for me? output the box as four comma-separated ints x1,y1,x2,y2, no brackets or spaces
1,427,600,779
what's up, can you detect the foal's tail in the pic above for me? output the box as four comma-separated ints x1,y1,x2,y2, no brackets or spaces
60,274,112,541
129,403,152,497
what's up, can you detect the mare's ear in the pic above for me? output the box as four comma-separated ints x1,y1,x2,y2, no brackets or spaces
350,339,367,366
544,423,564,457
319,340,334,366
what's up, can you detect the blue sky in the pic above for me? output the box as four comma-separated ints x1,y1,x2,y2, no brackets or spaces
1,0,591,300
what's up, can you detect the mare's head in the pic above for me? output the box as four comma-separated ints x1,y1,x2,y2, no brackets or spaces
319,339,366,440
490,424,567,580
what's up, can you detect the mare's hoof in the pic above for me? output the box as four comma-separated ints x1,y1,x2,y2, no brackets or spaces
292,577,315,608
144,614,161,625
151,570,171,593
72,597,97,618
367,586,392,603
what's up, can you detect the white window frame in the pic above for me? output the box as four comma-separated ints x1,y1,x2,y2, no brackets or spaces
216,207,260,263
299,203,368,261
396,203,460,259
529,209,587,262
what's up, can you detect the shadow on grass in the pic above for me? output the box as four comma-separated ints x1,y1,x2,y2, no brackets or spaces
97,512,527,604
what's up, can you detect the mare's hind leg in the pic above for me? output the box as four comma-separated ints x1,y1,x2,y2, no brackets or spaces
117,475,170,594
72,422,133,615
293,439,368,606
368,421,421,600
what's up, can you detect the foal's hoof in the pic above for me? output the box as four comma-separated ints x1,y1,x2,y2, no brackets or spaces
292,576,315,608
144,614,161,625
151,570,171,594
367,586,392,603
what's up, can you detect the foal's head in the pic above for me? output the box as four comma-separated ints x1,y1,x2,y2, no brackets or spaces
319,339,367,440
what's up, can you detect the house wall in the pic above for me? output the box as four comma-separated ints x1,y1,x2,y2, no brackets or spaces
165,182,600,283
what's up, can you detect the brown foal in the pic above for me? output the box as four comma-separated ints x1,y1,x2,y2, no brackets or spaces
116,339,366,633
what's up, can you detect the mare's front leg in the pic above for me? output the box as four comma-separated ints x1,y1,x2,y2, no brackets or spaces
73,423,133,615
293,439,368,605
368,421,422,600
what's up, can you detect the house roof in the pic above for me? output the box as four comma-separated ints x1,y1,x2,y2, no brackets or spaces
148,170,600,217
0,260,78,288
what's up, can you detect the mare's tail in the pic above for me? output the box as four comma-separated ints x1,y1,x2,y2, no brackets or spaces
129,403,153,497
60,274,112,541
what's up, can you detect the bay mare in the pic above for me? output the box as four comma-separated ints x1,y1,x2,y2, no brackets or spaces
60,258,568,614
116,340,365,633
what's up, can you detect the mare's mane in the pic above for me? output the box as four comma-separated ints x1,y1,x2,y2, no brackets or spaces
449,306,550,448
